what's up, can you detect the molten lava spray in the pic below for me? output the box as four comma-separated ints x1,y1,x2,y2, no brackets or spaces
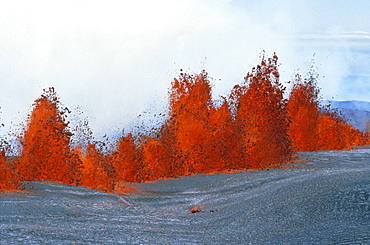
1,53,369,193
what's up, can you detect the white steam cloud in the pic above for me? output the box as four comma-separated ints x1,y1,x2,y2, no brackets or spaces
0,0,369,137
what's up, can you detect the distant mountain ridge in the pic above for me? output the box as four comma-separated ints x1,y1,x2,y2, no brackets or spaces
323,100,370,132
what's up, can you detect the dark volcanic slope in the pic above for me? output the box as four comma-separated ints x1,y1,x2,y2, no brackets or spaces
324,100,370,132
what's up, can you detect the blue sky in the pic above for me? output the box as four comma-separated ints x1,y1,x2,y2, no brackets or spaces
0,0,369,136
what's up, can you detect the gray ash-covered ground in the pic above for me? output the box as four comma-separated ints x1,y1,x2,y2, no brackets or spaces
1,147,369,244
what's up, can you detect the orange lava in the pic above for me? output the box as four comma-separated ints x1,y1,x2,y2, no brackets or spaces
1,53,369,193
0,152,19,192
17,88,82,185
